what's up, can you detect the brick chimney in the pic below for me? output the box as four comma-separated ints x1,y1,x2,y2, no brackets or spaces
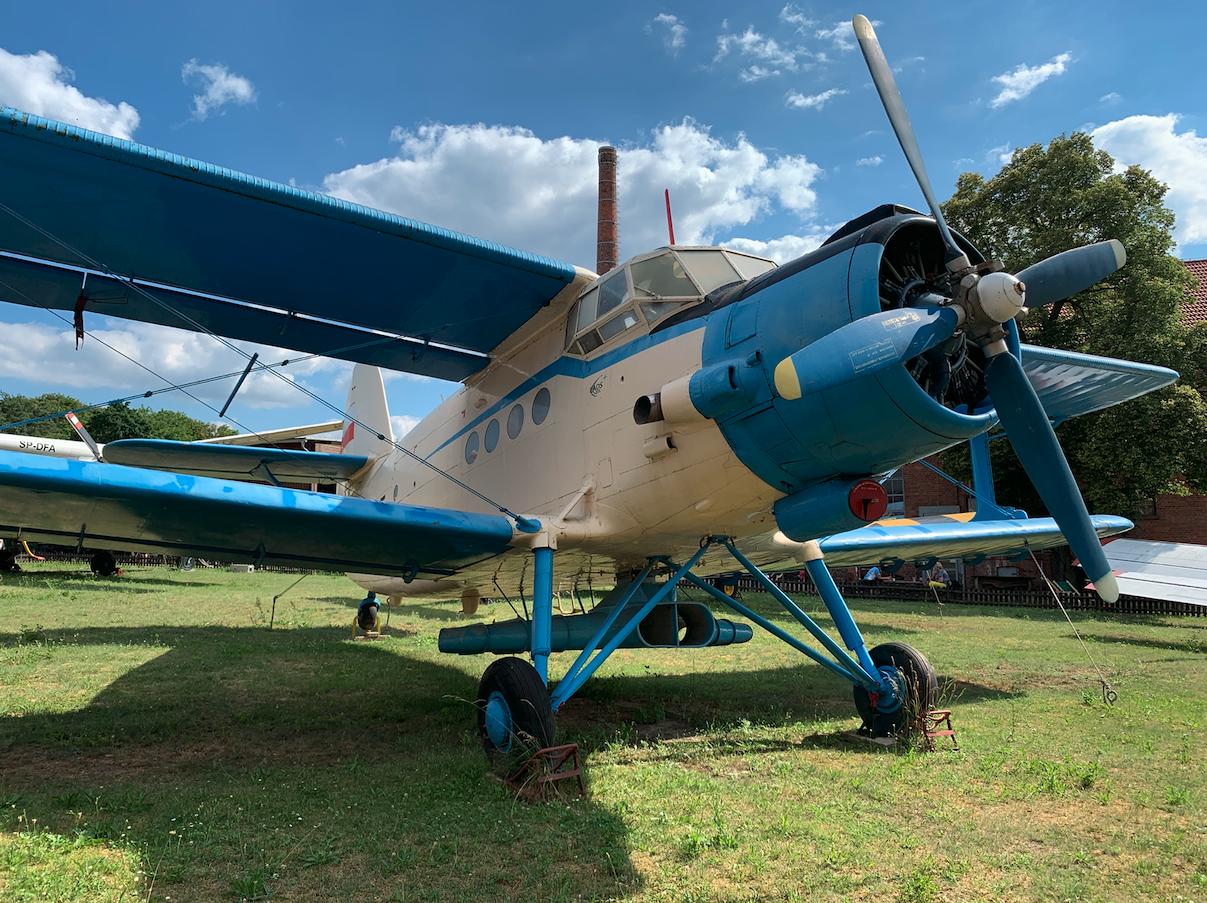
596,146,618,275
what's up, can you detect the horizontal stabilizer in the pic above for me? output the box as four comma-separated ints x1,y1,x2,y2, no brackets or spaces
1102,539,1207,605
103,439,367,485
817,512,1132,568
1020,345,1178,423
197,420,344,446
0,107,580,379
0,451,514,576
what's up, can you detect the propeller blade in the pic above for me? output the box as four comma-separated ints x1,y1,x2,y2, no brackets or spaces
983,351,1119,602
775,305,961,400
852,15,967,270
1015,240,1126,307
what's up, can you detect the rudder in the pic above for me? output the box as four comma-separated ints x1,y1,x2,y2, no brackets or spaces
342,364,394,459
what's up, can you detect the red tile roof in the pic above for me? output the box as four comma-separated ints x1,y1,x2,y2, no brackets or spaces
1184,259,1207,325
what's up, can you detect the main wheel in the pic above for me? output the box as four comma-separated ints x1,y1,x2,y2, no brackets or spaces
476,657,554,763
0,548,21,573
853,642,938,737
90,550,118,577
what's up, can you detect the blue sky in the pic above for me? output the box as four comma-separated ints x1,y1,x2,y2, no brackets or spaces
0,0,1204,438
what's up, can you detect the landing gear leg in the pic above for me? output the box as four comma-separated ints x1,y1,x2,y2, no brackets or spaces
476,533,557,764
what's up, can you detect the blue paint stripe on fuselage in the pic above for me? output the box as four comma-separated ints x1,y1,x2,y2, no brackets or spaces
425,317,709,460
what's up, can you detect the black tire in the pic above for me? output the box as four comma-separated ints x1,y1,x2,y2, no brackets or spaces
90,550,118,577
0,548,21,573
476,657,554,764
853,642,938,737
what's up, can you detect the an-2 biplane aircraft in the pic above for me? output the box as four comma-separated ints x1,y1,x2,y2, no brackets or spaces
0,18,1179,756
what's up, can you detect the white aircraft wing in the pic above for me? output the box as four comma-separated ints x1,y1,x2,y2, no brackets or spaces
1100,539,1207,605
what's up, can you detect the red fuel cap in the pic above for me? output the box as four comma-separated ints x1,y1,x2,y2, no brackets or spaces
848,479,888,522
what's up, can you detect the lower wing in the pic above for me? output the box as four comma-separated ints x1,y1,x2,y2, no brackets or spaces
0,451,514,577
814,512,1133,569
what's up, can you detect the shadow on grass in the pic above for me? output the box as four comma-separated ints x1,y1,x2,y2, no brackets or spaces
0,625,638,902
1072,631,1207,655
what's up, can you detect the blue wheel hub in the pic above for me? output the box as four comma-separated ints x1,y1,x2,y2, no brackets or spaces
484,690,513,751
874,665,904,714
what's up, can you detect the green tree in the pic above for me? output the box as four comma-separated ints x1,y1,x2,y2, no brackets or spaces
940,132,1204,516
85,401,153,444
1,393,238,444
0,392,86,440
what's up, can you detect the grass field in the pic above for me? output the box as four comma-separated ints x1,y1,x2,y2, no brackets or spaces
0,563,1204,902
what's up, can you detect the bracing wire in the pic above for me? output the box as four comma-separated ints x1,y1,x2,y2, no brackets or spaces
1028,547,1118,706
0,197,536,527
0,275,371,498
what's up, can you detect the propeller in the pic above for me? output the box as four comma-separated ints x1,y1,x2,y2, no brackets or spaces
773,15,1127,601
1016,240,1126,307
852,14,967,272
983,351,1118,600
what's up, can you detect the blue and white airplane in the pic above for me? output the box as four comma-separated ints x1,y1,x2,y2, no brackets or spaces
0,18,1178,754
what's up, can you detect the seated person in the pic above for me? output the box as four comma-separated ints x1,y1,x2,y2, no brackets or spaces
928,565,949,589
862,566,882,582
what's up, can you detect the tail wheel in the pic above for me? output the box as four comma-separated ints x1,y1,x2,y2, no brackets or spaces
90,550,118,577
853,642,938,737
476,657,554,764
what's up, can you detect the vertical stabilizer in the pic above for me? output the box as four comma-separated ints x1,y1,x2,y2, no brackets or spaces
342,364,394,459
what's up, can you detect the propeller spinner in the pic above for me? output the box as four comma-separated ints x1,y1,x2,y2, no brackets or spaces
777,15,1127,601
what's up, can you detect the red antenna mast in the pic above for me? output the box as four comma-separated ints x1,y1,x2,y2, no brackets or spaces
664,189,676,245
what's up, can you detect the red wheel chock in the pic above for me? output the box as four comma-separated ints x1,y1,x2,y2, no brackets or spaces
913,709,959,751
506,743,585,799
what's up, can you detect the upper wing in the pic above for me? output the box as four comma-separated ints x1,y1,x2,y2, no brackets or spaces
0,451,514,576
102,439,369,485
0,107,584,380
1021,344,1178,423
816,512,1133,568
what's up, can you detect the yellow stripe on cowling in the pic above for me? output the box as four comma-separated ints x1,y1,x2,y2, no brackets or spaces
774,358,802,400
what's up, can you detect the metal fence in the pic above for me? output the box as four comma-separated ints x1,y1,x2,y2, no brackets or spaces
719,575,1205,618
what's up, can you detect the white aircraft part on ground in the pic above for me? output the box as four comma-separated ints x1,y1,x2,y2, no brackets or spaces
1102,539,1207,605
0,433,100,460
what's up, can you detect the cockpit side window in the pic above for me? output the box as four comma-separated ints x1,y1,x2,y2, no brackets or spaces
676,250,740,294
630,253,698,298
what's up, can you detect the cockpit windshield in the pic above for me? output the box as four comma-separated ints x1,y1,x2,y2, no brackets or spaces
564,247,776,356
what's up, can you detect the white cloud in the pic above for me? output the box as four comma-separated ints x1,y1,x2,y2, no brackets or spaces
856,155,882,167
322,119,822,269
651,13,688,53
739,65,778,83
391,414,420,439
815,20,864,52
0,316,343,412
1099,92,1122,105
987,143,1014,165
0,47,139,139
181,60,257,120
722,231,825,263
715,27,806,72
779,4,814,32
785,88,845,110
1092,114,1207,246
989,52,1072,108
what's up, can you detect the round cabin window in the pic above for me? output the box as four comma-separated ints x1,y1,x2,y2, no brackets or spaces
484,418,500,452
507,403,524,439
532,387,551,425
464,431,480,465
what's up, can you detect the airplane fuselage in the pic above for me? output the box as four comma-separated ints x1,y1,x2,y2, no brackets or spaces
347,213,1000,595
